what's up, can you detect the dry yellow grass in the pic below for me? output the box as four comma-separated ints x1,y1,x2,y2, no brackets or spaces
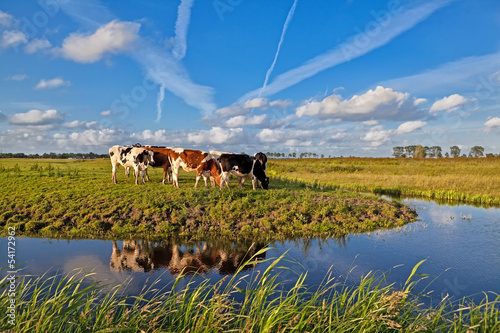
268,157,500,205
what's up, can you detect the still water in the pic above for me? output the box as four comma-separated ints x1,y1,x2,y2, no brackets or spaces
2,198,499,304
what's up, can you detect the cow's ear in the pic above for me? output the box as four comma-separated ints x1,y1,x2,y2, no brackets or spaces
154,151,160,156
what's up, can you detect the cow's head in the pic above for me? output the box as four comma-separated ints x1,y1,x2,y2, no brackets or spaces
261,176,269,190
148,151,158,165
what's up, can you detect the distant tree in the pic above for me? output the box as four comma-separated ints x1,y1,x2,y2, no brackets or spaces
404,145,417,158
450,146,461,158
392,146,406,158
292,152,296,158
428,146,442,158
414,145,427,158
445,152,450,158
469,146,485,158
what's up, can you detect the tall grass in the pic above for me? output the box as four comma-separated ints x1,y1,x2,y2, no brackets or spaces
1,250,498,332
269,157,500,205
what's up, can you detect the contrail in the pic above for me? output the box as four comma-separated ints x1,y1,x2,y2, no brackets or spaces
259,0,298,97
240,0,453,103
155,85,166,123
172,0,195,60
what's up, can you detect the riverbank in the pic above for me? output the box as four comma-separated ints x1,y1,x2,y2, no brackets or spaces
0,159,416,241
269,157,500,205
1,252,498,332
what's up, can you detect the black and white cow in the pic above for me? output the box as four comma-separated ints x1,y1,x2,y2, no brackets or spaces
254,152,268,174
109,145,155,185
218,153,269,190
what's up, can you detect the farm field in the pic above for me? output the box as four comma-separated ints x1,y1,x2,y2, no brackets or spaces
269,157,500,205
0,158,416,241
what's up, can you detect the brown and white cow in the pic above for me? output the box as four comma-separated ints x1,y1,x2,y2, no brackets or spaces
218,153,269,190
109,145,155,185
139,146,173,184
168,148,221,188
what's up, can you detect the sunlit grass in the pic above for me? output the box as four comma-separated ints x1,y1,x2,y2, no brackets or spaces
269,157,500,205
0,158,417,241
1,250,498,332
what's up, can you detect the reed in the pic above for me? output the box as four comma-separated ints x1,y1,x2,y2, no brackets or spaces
1,252,498,332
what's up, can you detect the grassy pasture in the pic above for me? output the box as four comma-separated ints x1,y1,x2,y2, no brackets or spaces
269,157,500,205
0,158,416,241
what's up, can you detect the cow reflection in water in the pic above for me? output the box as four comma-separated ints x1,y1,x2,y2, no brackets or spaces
110,240,265,275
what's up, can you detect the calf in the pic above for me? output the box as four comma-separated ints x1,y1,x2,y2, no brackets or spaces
109,145,155,185
218,153,269,190
168,148,221,188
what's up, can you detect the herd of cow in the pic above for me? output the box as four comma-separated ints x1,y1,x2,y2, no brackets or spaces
108,144,269,190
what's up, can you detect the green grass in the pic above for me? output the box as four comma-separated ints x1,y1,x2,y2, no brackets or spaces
269,157,500,205
1,250,498,332
0,158,417,241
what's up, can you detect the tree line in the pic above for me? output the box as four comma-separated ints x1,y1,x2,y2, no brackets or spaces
392,145,499,158
0,152,108,159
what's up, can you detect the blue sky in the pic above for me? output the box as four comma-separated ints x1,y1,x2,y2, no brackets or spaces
0,0,499,157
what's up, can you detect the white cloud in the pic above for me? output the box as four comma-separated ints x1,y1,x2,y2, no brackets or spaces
240,1,450,102
430,94,469,112
9,109,65,126
6,74,27,81
257,128,318,144
296,86,416,121
395,120,427,134
35,77,71,90
243,98,268,109
68,128,123,146
413,98,427,106
24,38,52,54
206,98,291,126
58,20,140,63
100,110,112,116
484,117,500,132
362,125,391,147
63,120,98,129
225,114,267,127
1,30,27,48
0,10,17,27
188,127,244,145
381,53,500,95
57,0,216,118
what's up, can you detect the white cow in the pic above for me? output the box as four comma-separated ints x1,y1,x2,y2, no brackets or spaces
109,145,155,185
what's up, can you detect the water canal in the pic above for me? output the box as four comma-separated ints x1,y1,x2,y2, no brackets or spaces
2,198,499,305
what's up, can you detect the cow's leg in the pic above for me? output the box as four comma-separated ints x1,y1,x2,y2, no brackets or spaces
111,162,118,184
238,176,245,188
252,177,257,190
134,166,140,185
172,166,180,188
125,166,130,177
220,172,230,189
144,168,149,182
162,166,167,185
